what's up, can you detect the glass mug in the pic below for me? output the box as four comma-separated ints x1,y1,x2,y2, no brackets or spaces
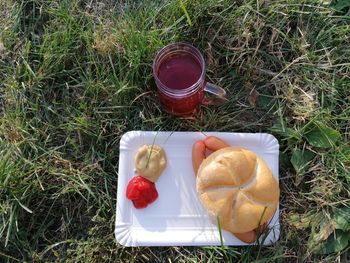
152,42,228,115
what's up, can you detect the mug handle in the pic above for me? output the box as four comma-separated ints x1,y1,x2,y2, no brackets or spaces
202,82,229,106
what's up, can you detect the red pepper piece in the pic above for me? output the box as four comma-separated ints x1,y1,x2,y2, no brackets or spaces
126,175,158,209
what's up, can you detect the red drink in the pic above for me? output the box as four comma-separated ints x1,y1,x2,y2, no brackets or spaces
153,43,227,115
156,53,204,115
157,54,202,90
157,84,204,115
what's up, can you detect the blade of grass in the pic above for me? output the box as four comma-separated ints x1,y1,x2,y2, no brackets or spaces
217,216,225,247
179,0,192,27
145,131,159,169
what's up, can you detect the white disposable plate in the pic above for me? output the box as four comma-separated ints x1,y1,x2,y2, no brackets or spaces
115,131,280,247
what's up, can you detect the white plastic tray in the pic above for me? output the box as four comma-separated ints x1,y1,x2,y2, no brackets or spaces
115,131,280,247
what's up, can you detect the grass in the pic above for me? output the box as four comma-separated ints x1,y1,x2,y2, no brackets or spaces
0,0,349,262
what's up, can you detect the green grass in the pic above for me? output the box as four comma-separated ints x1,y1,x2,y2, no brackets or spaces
0,0,349,262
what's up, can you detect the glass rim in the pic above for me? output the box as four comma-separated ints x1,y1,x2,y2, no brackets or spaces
152,42,206,95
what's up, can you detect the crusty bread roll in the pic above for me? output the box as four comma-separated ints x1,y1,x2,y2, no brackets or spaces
197,147,279,234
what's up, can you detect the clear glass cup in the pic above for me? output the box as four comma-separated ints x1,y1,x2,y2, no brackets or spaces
152,42,228,116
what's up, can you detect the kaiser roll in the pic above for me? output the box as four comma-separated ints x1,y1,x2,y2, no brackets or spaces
196,147,279,234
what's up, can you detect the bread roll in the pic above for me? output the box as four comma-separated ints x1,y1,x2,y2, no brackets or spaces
197,147,279,234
